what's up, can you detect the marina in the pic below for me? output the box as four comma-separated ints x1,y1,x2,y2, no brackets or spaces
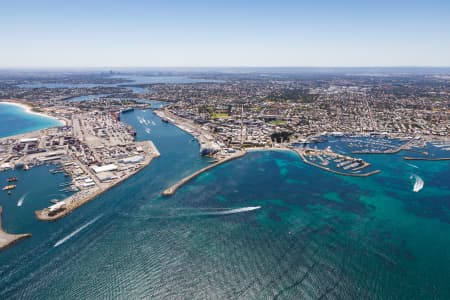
295,147,381,177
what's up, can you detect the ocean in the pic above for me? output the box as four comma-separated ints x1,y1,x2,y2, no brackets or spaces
0,102,62,138
0,109,449,299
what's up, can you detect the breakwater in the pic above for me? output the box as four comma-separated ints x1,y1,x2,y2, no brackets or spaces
0,207,31,251
404,156,450,161
162,150,247,196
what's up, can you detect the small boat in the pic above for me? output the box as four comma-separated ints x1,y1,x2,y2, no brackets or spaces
121,108,134,113
2,185,16,191
7,177,18,182
23,164,30,171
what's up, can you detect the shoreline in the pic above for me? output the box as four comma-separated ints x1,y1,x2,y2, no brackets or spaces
0,100,66,126
154,109,211,146
0,207,32,252
156,108,383,196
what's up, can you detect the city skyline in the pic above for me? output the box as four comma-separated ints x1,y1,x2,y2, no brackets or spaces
1,0,450,68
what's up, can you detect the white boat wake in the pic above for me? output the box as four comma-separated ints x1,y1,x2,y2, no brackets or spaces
200,206,261,216
54,214,103,248
406,162,419,169
17,193,28,207
135,206,262,219
410,174,424,192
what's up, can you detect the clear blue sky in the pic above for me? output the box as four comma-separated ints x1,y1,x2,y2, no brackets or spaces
1,0,449,68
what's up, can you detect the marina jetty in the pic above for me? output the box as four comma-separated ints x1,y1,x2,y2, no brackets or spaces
295,148,381,177
0,207,31,251
162,150,246,196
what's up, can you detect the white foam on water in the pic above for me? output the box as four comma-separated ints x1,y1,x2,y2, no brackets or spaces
210,206,261,215
406,162,419,169
196,206,261,216
135,206,262,219
54,214,103,248
410,174,424,192
17,193,28,207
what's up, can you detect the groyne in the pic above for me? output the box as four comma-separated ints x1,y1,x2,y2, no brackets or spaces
0,207,31,251
162,150,247,196
403,157,450,161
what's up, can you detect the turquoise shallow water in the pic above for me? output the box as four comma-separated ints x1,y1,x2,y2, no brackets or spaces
0,102,62,137
0,109,449,299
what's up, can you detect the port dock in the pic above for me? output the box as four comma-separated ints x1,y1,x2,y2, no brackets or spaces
36,141,160,221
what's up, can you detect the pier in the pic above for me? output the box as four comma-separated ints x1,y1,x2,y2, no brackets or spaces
0,207,31,251
162,150,246,196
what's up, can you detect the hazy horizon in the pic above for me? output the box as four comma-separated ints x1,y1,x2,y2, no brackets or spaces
2,66,450,76
1,0,450,68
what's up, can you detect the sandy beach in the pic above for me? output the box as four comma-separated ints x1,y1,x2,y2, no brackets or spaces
0,100,66,126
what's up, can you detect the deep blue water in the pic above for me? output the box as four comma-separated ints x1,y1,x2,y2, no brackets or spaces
0,103,62,137
0,109,449,299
